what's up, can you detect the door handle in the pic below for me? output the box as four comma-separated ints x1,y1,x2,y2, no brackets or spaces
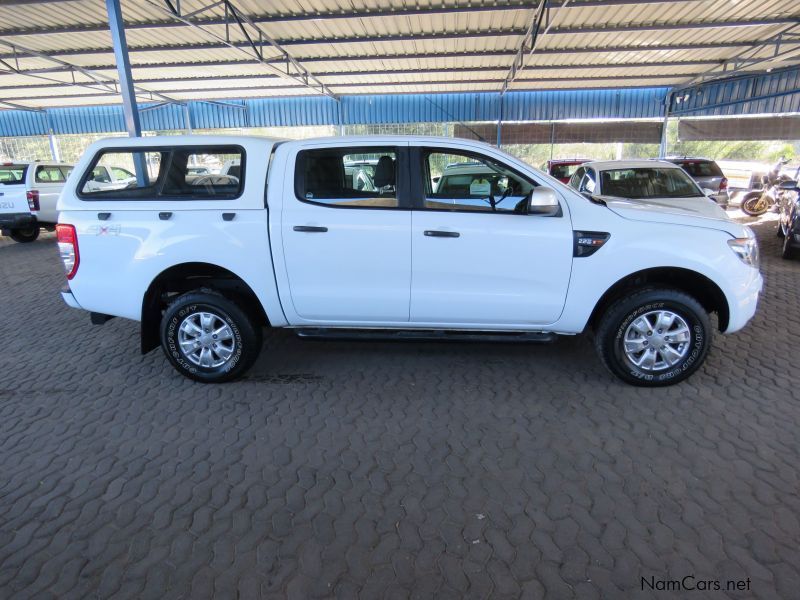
293,225,328,233
97,212,111,221
424,230,460,238
159,212,172,221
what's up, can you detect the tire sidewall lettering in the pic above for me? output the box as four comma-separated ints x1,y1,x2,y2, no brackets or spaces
164,303,245,376
614,301,705,383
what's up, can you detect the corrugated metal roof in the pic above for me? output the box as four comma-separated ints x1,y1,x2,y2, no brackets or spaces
0,0,797,109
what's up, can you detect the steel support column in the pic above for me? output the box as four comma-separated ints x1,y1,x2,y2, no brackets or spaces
496,94,503,148
105,0,147,185
659,91,673,158
183,104,193,133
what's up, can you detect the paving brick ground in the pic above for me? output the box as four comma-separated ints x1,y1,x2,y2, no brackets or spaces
0,218,798,599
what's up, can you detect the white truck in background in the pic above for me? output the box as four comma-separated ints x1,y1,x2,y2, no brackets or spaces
0,161,73,242
56,135,762,386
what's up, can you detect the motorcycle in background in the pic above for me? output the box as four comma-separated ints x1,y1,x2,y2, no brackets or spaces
740,157,793,216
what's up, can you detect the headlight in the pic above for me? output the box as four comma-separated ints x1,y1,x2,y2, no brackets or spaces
727,236,759,268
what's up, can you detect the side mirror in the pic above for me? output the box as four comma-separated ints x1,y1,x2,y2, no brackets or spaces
528,187,561,216
702,188,716,197
778,180,798,190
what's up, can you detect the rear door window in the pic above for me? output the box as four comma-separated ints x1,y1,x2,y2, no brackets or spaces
295,148,399,208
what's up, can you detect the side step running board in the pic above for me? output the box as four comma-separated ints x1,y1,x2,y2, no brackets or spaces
295,328,557,343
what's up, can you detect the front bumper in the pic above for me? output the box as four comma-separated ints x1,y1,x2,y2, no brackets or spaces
724,270,763,334
0,212,36,232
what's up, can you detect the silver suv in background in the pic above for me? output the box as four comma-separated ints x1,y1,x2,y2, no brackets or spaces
665,157,729,209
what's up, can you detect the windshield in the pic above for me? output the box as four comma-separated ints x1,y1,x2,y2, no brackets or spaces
600,168,702,199
0,165,27,184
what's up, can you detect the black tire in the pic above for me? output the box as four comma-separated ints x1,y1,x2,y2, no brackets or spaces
594,288,711,387
9,226,40,243
740,192,768,216
781,231,796,260
160,290,262,383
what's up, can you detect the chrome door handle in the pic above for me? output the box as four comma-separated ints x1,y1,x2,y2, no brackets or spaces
424,230,460,238
293,225,328,233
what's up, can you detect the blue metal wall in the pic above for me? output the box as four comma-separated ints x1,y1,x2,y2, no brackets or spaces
0,89,669,137
670,65,800,117
1,71,798,138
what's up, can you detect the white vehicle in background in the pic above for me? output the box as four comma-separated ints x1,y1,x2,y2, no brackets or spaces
57,135,761,387
0,161,73,243
569,160,729,219
83,164,137,192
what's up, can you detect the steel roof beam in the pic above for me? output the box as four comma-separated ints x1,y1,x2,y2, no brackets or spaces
673,22,800,87
3,43,796,80
502,0,550,94
145,0,335,98
0,39,182,106
2,39,791,73
1,18,795,58
0,99,44,111
0,0,712,38
6,73,699,101
0,59,726,91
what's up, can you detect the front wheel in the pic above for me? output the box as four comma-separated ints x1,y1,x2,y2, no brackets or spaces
160,290,262,383
9,226,40,243
594,289,711,386
740,192,768,216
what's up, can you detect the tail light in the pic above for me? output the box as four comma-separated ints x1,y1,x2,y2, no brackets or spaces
27,190,40,211
719,177,728,192
56,224,79,280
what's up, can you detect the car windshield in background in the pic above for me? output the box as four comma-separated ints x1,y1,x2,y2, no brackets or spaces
675,161,723,178
551,164,582,179
0,165,27,184
601,168,702,199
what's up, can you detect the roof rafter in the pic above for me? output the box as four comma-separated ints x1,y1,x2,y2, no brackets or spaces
2,72,703,103
1,39,793,76
0,38,182,105
0,59,727,92
144,0,336,98
674,22,800,88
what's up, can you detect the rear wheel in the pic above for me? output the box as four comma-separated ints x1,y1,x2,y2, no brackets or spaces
160,290,262,383
594,288,711,386
9,226,40,243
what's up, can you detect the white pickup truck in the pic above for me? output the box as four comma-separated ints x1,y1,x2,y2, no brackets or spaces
57,135,762,386
0,161,73,242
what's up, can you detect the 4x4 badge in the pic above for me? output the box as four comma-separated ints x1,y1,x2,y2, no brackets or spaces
88,224,121,236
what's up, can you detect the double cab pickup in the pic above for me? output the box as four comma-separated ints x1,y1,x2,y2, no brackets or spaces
57,135,762,386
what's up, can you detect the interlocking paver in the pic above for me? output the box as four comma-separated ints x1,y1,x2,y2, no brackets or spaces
1,219,799,598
